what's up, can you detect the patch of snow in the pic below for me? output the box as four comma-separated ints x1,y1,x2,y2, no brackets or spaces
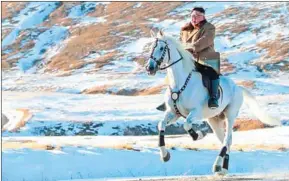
17,26,69,72
68,2,109,18
74,16,107,27
152,20,183,36
148,18,159,22
230,31,257,47
83,52,101,62
227,52,260,65
2,28,21,47
133,3,142,9
77,150,101,155
2,2,60,47
47,150,67,154
225,51,265,79
121,38,153,54
101,57,139,74
7,52,24,60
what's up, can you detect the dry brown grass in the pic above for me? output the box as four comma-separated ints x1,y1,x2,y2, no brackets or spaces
44,2,181,72
82,85,110,94
1,2,27,20
3,139,287,152
41,2,79,27
221,58,236,74
2,140,61,151
214,7,241,19
82,84,165,96
215,6,266,36
257,38,289,63
132,55,147,66
1,2,182,72
135,85,165,96
233,118,270,131
1,2,27,41
230,24,249,34
236,80,255,89
1,60,11,69
217,23,249,35
46,46,118,72
172,143,288,152
2,28,12,40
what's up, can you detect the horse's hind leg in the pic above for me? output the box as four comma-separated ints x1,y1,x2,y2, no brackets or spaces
209,116,226,175
207,115,225,143
213,89,243,175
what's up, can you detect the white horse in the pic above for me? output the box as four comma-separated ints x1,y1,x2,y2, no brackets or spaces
146,30,281,175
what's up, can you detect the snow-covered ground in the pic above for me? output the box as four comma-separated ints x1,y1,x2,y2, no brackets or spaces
3,146,289,181
2,91,289,136
2,2,289,181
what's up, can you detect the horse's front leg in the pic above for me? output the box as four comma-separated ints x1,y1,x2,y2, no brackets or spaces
183,108,205,141
158,111,179,162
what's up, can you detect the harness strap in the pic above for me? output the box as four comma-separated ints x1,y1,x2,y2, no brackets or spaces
170,68,194,118
173,100,186,118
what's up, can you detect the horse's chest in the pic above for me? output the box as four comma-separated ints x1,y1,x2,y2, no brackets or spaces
168,94,193,117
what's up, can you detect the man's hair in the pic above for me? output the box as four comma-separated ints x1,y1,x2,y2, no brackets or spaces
192,7,205,14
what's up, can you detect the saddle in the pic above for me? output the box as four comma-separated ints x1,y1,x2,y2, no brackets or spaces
156,73,223,112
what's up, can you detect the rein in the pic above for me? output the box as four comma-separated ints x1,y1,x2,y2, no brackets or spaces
149,38,195,118
150,38,183,70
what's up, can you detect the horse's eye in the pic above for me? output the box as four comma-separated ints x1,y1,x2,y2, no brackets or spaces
160,47,164,51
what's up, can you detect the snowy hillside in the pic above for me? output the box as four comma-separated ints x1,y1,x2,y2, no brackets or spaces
2,2,289,135
1,2,289,181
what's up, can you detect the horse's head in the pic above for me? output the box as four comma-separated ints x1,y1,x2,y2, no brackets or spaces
146,30,170,75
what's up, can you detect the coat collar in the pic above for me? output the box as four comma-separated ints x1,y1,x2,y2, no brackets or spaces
186,20,207,41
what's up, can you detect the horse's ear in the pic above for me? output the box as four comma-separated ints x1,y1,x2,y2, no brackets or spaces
157,29,164,37
150,29,156,38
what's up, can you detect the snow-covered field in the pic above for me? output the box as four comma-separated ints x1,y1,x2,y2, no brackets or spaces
3,147,289,181
2,2,289,181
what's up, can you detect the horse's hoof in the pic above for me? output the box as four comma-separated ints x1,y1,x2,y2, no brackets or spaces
214,169,228,176
221,168,228,175
214,167,228,176
196,130,205,140
161,151,170,162
212,165,222,173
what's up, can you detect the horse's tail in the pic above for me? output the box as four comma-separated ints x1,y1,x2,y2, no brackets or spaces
240,86,281,126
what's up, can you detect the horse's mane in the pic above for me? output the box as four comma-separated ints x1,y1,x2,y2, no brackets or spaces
163,35,196,74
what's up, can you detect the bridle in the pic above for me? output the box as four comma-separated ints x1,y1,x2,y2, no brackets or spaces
149,38,183,70
148,38,194,118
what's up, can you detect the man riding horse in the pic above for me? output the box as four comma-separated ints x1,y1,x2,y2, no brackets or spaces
157,7,220,111
146,7,280,175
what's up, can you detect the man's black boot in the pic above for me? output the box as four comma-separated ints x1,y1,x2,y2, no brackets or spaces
208,79,219,109
156,102,166,111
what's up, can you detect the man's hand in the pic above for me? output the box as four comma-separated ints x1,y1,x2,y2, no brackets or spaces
185,46,198,58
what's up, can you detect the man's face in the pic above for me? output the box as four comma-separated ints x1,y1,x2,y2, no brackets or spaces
190,10,205,26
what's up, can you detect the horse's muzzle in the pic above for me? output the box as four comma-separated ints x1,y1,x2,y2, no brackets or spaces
146,63,157,75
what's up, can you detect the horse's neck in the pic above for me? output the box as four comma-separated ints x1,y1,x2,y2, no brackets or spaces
166,47,188,90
